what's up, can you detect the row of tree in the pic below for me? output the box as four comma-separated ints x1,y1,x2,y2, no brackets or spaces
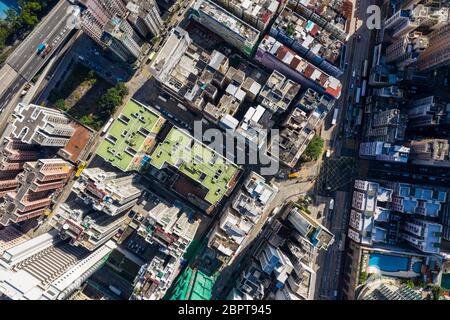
0,1,52,52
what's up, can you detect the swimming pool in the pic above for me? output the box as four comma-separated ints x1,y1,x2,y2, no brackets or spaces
368,253,410,273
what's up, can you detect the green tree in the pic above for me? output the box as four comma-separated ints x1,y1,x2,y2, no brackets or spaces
97,83,129,118
54,99,67,111
303,135,324,162
20,10,39,27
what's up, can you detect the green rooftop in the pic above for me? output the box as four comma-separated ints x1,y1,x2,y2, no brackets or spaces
97,99,165,171
150,127,239,205
164,267,215,300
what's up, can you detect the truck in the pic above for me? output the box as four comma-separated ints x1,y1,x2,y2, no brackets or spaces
331,108,339,125
361,79,367,97
108,285,122,297
362,59,369,78
42,44,53,57
36,43,47,54
355,87,361,104
101,118,114,135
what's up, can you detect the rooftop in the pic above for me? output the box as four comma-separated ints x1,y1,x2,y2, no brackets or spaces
258,70,301,113
150,126,239,205
97,100,165,172
258,35,342,99
193,0,260,44
271,7,344,65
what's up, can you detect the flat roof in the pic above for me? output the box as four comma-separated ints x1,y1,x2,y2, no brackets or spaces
150,127,238,205
97,100,165,171
194,0,260,43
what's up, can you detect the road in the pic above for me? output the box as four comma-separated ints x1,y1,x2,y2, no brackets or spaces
5,0,73,81
314,0,377,300
0,0,74,135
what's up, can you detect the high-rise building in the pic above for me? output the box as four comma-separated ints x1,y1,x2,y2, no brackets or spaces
256,35,342,100
0,159,73,226
408,138,450,166
211,0,280,32
102,16,145,63
191,0,260,57
417,23,450,71
126,0,163,38
400,218,442,254
77,0,128,45
72,167,142,216
0,138,39,197
406,96,450,129
359,142,410,163
365,109,407,143
0,230,116,300
11,103,75,148
385,32,429,70
269,7,345,77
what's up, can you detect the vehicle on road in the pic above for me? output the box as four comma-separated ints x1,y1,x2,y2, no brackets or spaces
331,108,339,125
362,59,369,78
20,83,31,97
36,43,47,54
355,87,361,104
42,44,53,57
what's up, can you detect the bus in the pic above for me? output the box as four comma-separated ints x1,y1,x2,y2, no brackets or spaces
101,118,114,135
361,79,367,97
362,59,369,78
355,87,361,104
331,108,339,125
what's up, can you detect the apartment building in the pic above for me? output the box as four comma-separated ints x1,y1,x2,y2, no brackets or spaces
72,167,142,216
0,230,116,300
208,172,277,262
270,7,345,77
286,0,350,42
11,103,75,148
102,15,145,63
408,138,450,166
276,89,334,168
131,202,200,300
77,0,128,45
257,70,301,114
385,32,429,70
359,141,410,163
211,0,280,32
417,23,450,71
256,35,342,99
348,179,446,253
0,158,73,226
191,0,260,57
406,96,450,129
0,138,39,197
365,109,407,144
126,0,163,38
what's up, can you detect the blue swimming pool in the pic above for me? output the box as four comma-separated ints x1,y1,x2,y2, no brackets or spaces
368,253,409,273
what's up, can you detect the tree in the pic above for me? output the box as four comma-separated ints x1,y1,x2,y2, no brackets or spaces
97,83,128,118
20,10,39,27
54,99,67,111
303,135,324,162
